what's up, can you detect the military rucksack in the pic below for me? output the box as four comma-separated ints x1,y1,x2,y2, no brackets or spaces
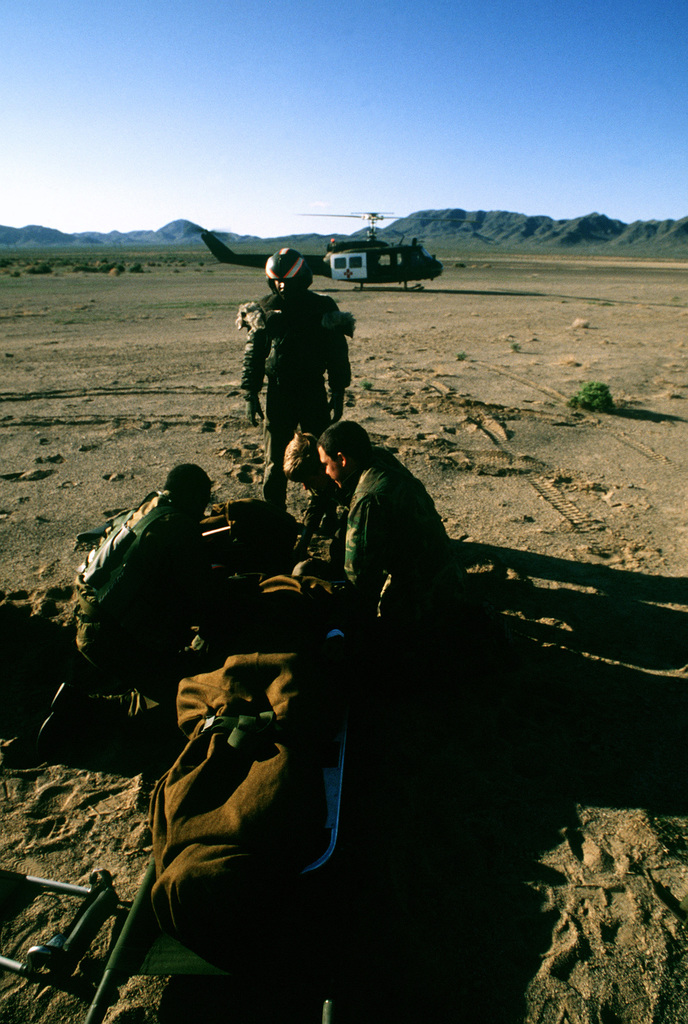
79,493,174,606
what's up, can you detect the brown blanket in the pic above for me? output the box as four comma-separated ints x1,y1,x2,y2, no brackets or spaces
148,576,346,969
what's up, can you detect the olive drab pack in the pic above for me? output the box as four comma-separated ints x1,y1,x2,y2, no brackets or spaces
78,493,173,607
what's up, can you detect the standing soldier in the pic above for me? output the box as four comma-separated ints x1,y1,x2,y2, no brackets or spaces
237,248,354,509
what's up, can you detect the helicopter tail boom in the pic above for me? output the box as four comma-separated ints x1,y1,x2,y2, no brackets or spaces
200,232,267,269
201,231,332,278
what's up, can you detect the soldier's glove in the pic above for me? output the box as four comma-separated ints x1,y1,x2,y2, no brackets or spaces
245,393,264,426
293,530,311,562
329,391,345,423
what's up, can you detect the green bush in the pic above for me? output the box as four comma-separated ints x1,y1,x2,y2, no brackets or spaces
569,381,615,413
26,262,53,275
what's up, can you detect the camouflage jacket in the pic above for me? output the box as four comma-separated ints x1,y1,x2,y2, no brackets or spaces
78,492,220,652
341,448,464,623
237,291,353,394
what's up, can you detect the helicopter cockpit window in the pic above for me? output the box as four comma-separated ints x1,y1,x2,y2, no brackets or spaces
333,257,347,269
378,254,391,267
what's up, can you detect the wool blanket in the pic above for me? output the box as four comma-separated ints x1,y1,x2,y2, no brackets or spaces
148,575,346,969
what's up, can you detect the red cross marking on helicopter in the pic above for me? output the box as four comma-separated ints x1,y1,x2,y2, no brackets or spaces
344,268,353,279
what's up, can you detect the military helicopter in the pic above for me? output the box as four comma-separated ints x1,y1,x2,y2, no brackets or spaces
200,212,445,290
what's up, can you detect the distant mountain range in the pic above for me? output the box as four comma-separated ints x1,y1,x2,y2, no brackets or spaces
0,219,216,248
1,210,688,255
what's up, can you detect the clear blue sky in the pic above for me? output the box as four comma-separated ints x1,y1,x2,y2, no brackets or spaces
2,0,686,236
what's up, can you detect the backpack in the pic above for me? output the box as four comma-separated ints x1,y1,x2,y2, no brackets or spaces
79,493,174,606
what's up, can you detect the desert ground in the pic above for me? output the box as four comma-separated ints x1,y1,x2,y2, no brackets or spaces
1,251,687,1023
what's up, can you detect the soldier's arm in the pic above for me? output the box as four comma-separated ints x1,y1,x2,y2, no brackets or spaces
237,302,269,394
344,495,389,619
321,303,354,394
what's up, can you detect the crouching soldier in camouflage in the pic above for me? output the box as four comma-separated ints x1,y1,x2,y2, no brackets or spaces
238,248,354,510
317,421,467,645
39,465,228,759
282,431,344,568
73,464,225,712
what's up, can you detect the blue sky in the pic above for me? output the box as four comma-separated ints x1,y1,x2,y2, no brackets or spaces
2,0,686,236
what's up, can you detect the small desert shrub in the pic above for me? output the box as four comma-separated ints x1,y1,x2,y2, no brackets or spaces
510,341,521,352
26,262,53,275
569,381,615,413
456,351,467,361
129,263,144,273
360,380,373,390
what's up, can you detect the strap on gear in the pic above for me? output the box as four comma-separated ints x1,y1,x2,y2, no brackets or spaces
79,497,173,605
200,711,276,751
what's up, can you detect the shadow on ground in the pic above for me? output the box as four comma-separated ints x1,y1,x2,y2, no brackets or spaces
2,547,688,1022
613,407,686,424
293,544,688,1022
0,599,75,765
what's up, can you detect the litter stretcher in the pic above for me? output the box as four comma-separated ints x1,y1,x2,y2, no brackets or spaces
0,715,346,1024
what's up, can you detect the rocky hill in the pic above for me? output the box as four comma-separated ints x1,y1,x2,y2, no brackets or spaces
376,209,688,255
1,211,687,255
0,219,228,248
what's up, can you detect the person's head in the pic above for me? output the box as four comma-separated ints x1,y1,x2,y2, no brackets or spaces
163,464,212,518
283,432,329,492
317,421,372,487
265,248,313,297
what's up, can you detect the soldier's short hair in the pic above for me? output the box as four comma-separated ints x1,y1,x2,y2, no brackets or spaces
318,421,372,465
283,432,321,482
164,463,212,513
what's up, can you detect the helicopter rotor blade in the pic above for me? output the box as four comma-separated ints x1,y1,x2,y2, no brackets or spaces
300,213,396,220
300,212,474,225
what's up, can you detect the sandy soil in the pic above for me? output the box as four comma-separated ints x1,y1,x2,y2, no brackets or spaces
1,253,687,1023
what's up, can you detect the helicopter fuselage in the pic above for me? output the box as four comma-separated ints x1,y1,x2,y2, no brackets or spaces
326,239,443,286
200,231,443,288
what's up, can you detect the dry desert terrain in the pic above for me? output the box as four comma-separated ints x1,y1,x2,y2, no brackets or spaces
1,252,687,1023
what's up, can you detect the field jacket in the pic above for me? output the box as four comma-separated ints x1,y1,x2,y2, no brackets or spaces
341,448,466,623
238,291,353,395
